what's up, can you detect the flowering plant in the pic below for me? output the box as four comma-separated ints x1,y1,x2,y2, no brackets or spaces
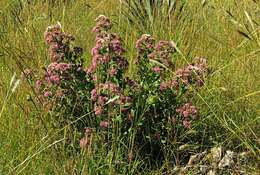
35,23,94,131
34,15,209,164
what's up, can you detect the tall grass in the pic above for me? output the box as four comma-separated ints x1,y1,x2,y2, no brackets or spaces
0,0,259,174
121,0,187,33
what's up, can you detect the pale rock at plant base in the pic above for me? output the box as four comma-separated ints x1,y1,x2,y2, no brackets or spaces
210,146,223,167
187,151,207,165
218,150,235,169
173,146,256,174
206,170,216,175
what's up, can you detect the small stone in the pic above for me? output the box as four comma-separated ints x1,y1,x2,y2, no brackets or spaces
199,165,210,174
218,150,235,169
207,170,216,175
210,147,223,166
188,151,207,166
173,166,180,173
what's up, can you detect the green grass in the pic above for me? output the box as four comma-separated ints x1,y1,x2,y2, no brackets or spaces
0,0,259,174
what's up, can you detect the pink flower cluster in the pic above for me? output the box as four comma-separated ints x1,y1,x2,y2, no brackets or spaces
79,127,93,149
159,79,178,91
44,23,75,62
152,66,161,73
135,34,155,55
148,40,176,67
86,15,133,131
176,103,199,128
92,15,113,33
88,26,128,75
91,82,131,116
47,62,71,73
159,57,208,91
36,23,86,104
175,57,208,87
35,62,72,100
135,35,175,70
45,62,71,84
99,120,110,129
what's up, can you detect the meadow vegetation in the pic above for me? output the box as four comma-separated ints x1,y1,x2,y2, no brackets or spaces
0,0,259,174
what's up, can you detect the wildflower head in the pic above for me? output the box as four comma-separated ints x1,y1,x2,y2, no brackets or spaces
43,90,52,98
44,23,76,62
109,67,118,76
91,88,98,101
175,57,208,87
183,120,192,129
44,23,62,44
148,40,176,68
92,15,112,33
152,66,161,73
35,80,43,92
160,81,169,91
100,120,110,129
110,33,125,56
176,103,198,119
136,34,155,55
115,56,129,70
94,105,103,116
79,127,93,149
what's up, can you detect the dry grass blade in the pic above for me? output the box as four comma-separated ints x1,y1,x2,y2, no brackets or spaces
121,0,187,32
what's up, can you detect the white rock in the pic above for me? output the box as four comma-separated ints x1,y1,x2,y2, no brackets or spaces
211,147,223,165
218,150,235,169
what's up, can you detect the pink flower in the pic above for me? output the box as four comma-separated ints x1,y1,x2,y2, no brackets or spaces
35,80,42,91
176,103,199,119
183,120,192,129
101,55,110,64
92,15,112,33
80,137,90,149
109,68,118,76
152,66,161,73
98,96,108,106
115,57,129,70
86,62,97,74
94,105,103,116
110,34,125,56
92,75,97,82
170,79,179,88
174,57,208,87
91,89,98,101
183,111,189,118
147,40,175,67
100,120,110,129
135,34,155,54
44,23,75,62
44,91,52,97
160,82,168,91
85,127,93,135
49,75,60,84
91,47,99,56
